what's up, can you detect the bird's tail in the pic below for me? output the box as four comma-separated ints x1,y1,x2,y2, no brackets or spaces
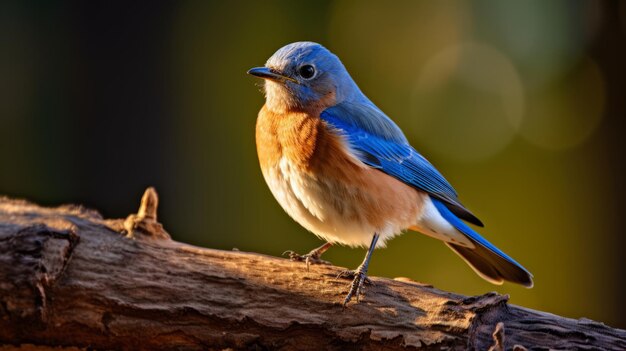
432,199,533,288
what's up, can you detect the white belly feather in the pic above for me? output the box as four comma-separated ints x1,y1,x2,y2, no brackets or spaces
263,157,401,247
262,156,474,249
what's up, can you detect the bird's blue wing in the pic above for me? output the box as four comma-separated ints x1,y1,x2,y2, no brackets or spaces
320,101,483,226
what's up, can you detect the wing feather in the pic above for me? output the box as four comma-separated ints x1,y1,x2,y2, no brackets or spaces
321,101,483,227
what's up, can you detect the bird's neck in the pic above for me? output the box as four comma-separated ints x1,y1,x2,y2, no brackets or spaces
264,93,294,115
264,83,337,116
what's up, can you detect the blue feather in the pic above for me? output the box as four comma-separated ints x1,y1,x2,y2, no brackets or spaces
432,198,533,286
432,198,523,269
320,101,483,226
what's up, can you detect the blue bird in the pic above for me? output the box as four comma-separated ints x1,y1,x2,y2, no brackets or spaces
248,42,533,305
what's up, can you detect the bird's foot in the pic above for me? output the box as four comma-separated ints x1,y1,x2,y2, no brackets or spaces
337,268,372,306
283,249,331,271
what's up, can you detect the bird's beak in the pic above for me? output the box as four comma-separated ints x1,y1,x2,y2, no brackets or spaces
247,67,298,84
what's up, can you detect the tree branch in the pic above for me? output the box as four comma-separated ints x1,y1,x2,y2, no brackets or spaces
0,189,624,350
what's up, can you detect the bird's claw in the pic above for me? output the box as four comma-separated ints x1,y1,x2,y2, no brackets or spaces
340,269,370,306
336,269,372,285
282,250,331,271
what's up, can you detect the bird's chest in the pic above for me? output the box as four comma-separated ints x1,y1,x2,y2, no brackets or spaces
255,108,338,214
255,108,321,170
254,106,422,246
255,108,361,230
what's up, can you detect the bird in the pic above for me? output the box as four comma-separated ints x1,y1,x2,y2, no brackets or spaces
247,41,533,306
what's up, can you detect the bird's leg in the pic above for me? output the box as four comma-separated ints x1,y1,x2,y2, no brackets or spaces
339,233,379,306
283,242,333,270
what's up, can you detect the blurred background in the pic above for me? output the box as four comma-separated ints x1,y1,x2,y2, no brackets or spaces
1,0,624,328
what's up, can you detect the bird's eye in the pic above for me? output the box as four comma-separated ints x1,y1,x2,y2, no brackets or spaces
298,65,316,79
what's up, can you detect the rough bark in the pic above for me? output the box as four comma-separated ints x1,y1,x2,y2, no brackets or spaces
0,189,624,350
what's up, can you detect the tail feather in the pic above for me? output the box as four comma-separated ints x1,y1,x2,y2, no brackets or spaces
431,198,533,288
446,241,533,287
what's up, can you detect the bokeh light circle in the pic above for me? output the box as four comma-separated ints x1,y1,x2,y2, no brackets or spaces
518,57,605,150
409,42,525,162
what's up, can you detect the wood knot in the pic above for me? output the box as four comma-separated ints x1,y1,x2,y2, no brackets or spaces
488,322,506,351
488,322,528,350
2,225,79,323
137,186,158,221
124,187,170,240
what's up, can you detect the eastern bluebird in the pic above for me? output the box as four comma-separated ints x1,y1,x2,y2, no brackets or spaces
248,42,533,305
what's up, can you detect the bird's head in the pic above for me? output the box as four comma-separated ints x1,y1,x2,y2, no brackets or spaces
248,42,361,113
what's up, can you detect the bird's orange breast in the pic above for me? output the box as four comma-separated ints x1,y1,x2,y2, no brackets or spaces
255,104,425,247
256,105,359,176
